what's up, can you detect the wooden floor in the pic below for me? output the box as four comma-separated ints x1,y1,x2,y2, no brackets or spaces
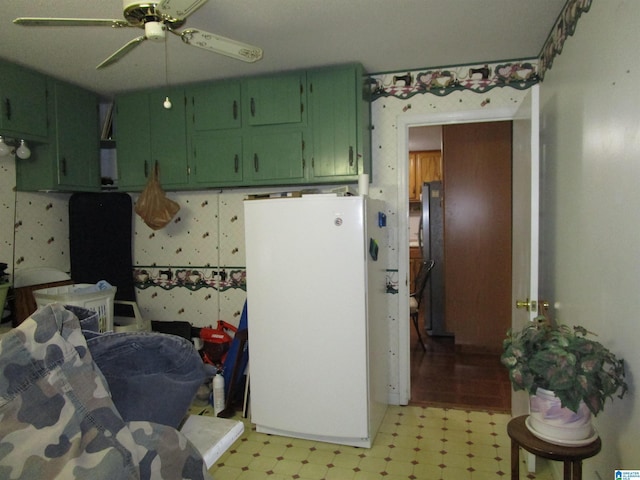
409,323,512,413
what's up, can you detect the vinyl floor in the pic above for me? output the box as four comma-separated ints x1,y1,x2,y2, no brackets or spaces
198,403,554,480
199,326,554,480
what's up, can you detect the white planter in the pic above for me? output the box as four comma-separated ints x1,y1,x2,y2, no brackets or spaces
527,387,594,445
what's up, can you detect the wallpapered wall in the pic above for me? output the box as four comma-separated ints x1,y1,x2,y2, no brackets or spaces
0,79,530,407
1,66,533,407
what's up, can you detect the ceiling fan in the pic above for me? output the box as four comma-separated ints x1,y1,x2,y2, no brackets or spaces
13,0,263,69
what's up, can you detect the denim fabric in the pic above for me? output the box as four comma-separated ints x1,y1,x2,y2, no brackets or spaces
65,305,208,429
0,303,211,480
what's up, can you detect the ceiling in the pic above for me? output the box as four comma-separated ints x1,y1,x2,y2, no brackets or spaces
0,0,566,98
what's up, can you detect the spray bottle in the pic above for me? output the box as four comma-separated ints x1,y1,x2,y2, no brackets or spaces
213,372,225,416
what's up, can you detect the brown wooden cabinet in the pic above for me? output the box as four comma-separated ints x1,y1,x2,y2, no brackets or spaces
409,150,442,202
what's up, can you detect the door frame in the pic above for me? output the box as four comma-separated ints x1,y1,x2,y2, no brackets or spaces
396,101,531,406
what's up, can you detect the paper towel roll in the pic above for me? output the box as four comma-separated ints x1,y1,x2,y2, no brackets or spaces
358,174,369,196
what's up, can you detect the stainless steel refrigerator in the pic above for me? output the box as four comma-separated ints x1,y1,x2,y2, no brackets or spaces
420,182,451,336
244,194,388,448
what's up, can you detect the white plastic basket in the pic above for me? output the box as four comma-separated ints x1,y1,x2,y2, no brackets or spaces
33,283,117,332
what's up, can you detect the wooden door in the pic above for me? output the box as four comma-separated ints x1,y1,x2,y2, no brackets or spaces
443,121,512,353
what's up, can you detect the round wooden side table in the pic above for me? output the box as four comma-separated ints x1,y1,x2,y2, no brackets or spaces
507,415,601,480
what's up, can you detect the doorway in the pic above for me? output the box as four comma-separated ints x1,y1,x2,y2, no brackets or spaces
407,122,512,412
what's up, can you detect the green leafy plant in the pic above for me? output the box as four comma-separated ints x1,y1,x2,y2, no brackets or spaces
501,319,628,415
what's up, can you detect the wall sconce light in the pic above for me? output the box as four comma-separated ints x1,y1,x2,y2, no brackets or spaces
0,136,31,159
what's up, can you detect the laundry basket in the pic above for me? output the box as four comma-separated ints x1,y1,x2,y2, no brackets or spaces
33,283,117,332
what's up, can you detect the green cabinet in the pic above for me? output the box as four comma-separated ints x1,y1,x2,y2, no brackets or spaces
308,64,370,182
244,73,306,126
188,80,241,130
115,64,368,190
191,133,243,186
16,80,100,191
244,130,306,184
187,81,243,187
0,60,48,141
115,93,149,190
116,88,188,191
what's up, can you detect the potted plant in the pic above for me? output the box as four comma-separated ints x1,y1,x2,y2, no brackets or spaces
501,319,628,443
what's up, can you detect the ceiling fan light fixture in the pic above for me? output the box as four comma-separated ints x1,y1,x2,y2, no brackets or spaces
13,0,264,67
145,21,165,41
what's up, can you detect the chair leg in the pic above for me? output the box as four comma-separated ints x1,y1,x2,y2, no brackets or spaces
411,313,427,351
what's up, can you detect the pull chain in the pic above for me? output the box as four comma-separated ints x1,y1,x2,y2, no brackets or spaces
163,31,172,109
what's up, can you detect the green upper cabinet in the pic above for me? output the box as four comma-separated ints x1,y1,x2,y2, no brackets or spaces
186,80,243,187
116,88,188,191
188,80,241,131
53,82,100,190
307,64,370,182
113,65,368,190
16,80,100,191
244,72,306,126
244,130,306,185
115,92,150,191
0,60,48,141
149,89,189,188
191,133,243,187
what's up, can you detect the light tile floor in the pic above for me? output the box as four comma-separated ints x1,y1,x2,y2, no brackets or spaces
193,405,555,480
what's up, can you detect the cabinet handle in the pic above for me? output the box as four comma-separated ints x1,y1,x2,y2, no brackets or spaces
61,158,67,176
234,154,239,173
4,98,11,121
144,160,149,178
349,146,354,167
233,100,238,120
250,97,256,117
254,153,259,172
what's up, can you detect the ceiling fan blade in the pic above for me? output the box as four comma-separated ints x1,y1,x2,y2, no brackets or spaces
97,35,147,69
14,17,129,28
158,0,208,20
180,29,263,63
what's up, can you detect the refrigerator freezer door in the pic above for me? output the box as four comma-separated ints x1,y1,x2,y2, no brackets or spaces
245,196,369,441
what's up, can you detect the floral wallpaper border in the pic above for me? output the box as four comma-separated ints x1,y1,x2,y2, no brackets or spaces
133,266,246,292
538,0,592,79
369,0,592,101
369,61,539,101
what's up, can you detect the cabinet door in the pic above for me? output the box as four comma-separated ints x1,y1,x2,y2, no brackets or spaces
16,80,99,191
245,73,305,126
192,133,243,186
188,81,241,130
116,93,151,191
245,131,305,184
308,66,359,181
0,60,48,140
148,89,188,188
55,82,100,189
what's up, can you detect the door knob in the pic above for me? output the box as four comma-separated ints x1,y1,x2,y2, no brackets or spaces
515,298,550,312
515,298,537,311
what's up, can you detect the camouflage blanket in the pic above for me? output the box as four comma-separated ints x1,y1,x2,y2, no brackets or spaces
0,304,212,480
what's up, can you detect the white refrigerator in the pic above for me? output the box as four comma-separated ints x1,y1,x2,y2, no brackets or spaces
244,194,388,448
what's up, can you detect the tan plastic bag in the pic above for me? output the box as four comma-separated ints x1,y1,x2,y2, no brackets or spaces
134,163,180,230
